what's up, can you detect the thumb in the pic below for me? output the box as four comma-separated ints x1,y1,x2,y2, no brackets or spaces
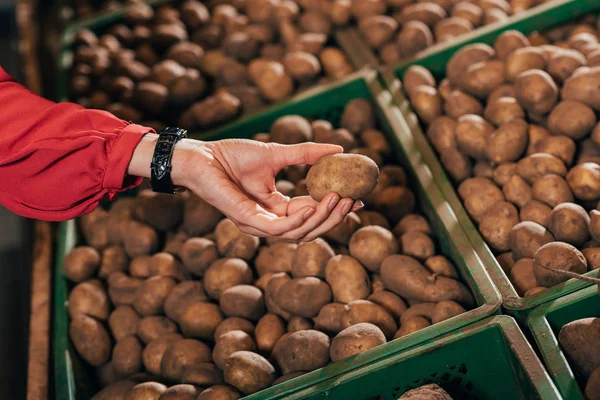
274,142,343,169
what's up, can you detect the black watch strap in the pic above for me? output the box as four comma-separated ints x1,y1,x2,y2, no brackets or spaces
151,127,188,194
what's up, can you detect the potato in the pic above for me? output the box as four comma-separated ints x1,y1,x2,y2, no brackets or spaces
400,231,436,260
265,273,293,320
434,17,473,43
276,330,330,373
349,147,384,167
399,384,453,399
516,153,567,184
133,276,176,316
179,301,224,340
359,15,397,48
479,201,520,252
136,316,177,344
112,335,143,377
340,98,375,135
533,242,587,286
348,226,398,272
496,252,515,274
505,47,547,82
255,314,286,354
330,323,386,362
108,273,143,307
391,214,431,238
590,210,600,243
224,351,276,395
213,330,257,370
446,43,494,85
64,246,100,282
502,175,532,208
547,100,597,140
381,255,473,307
558,318,600,379
99,245,128,278
403,66,436,98
548,49,587,83
397,3,447,27
367,290,407,320
561,66,600,111
179,238,218,277
274,277,332,318
249,60,293,102
432,300,466,323
161,339,212,381
68,280,109,321
424,256,459,279
426,116,456,153
455,114,494,160
292,238,335,278
374,186,416,223
322,212,361,245
395,316,431,338
92,380,136,400
567,163,600,202
461,181,505,223
510,258,539,296
220,285,265,321
400,302,436,322
196,385,241,400
324,255,371,304
124,382,167,400
493,163,517,186
312,303,344,334
147,252,185,281
181,363,223,387
444,90,483,119
459,60,505,99
164,281,207,323
319,47,353,80
361,129,391,157
514,69,558,115
270,115,313,144
188,90,241,128
306,153,379,202
109,306,140,342
255,243,297,276
548,203,590,247
340,300,397,340
495,30,529,60
142,334,182,376
157,384,200,400
510,221,554,261
122,221,159,258
582,246,600,271
204,258,253,300
532,174,573,208
182,196,223,237
69,315,111,367
410,85,443,124
534,135,576,166
488,84,517,103
451,2,483,25
441,148,472,183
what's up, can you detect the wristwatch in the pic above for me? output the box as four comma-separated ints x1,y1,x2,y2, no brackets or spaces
150,127,188,194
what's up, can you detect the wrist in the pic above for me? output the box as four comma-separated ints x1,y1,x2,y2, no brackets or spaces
171,138,199,188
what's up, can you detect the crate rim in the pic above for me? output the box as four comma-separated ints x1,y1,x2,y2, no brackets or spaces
379,0,600,317
53,70,502,400
287,315,562,400
526,285,599,400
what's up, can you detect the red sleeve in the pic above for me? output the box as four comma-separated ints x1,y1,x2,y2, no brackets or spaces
0,67,154,221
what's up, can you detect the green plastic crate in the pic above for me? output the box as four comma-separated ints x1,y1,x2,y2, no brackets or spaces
53,70,501,400
379,0,600,321
55,1,358,134
527,285,600,400
286,316,561,400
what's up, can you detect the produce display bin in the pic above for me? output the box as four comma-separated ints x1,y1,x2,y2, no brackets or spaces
379,0,600,321
527,285,600,400
55,0,358,135
53,70,501,400
286,316,561,400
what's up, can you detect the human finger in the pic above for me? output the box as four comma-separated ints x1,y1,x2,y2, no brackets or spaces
272,142,342,170
278,193,341,241
299,198,355,242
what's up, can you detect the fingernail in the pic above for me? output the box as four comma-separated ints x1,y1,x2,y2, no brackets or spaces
303,208,316,220
342,199,353,215
353,200,364,210
328,194,340,212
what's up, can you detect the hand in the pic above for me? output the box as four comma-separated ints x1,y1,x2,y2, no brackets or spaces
129,134,363,241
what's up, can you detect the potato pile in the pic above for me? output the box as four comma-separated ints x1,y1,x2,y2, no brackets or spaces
355,0,551,65
68,0,353,135
64,99,474,399
70,0,128,19
558,317,600,399
405,17,600,297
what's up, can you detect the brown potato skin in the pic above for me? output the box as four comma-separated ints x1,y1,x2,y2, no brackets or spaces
348,226,398,272
124,382,167,400
367,290,408,320
109,306,140,342
142,333,182,376
136,316,177,344
330,323,386,362
547,203,590,247
160,339,212,381
112,335,143,377
255,314,286,355
395,316,431,338
510,258,538,296
179,301,224,340
306,154,380,201
212,330,257,370
219,285,265,321
203,258,253,300
68,280,109,321
224,351,276,395
533,242,587,287
64,246,101,282
69,315,111,367
292,238,335,278
255,243,297,276
400,231,436,260
510,221,554,261
325,255,371,303
340,300,398,340
274,277,332,318
313,303,345,334
558,318,600,379
277,330,330,373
